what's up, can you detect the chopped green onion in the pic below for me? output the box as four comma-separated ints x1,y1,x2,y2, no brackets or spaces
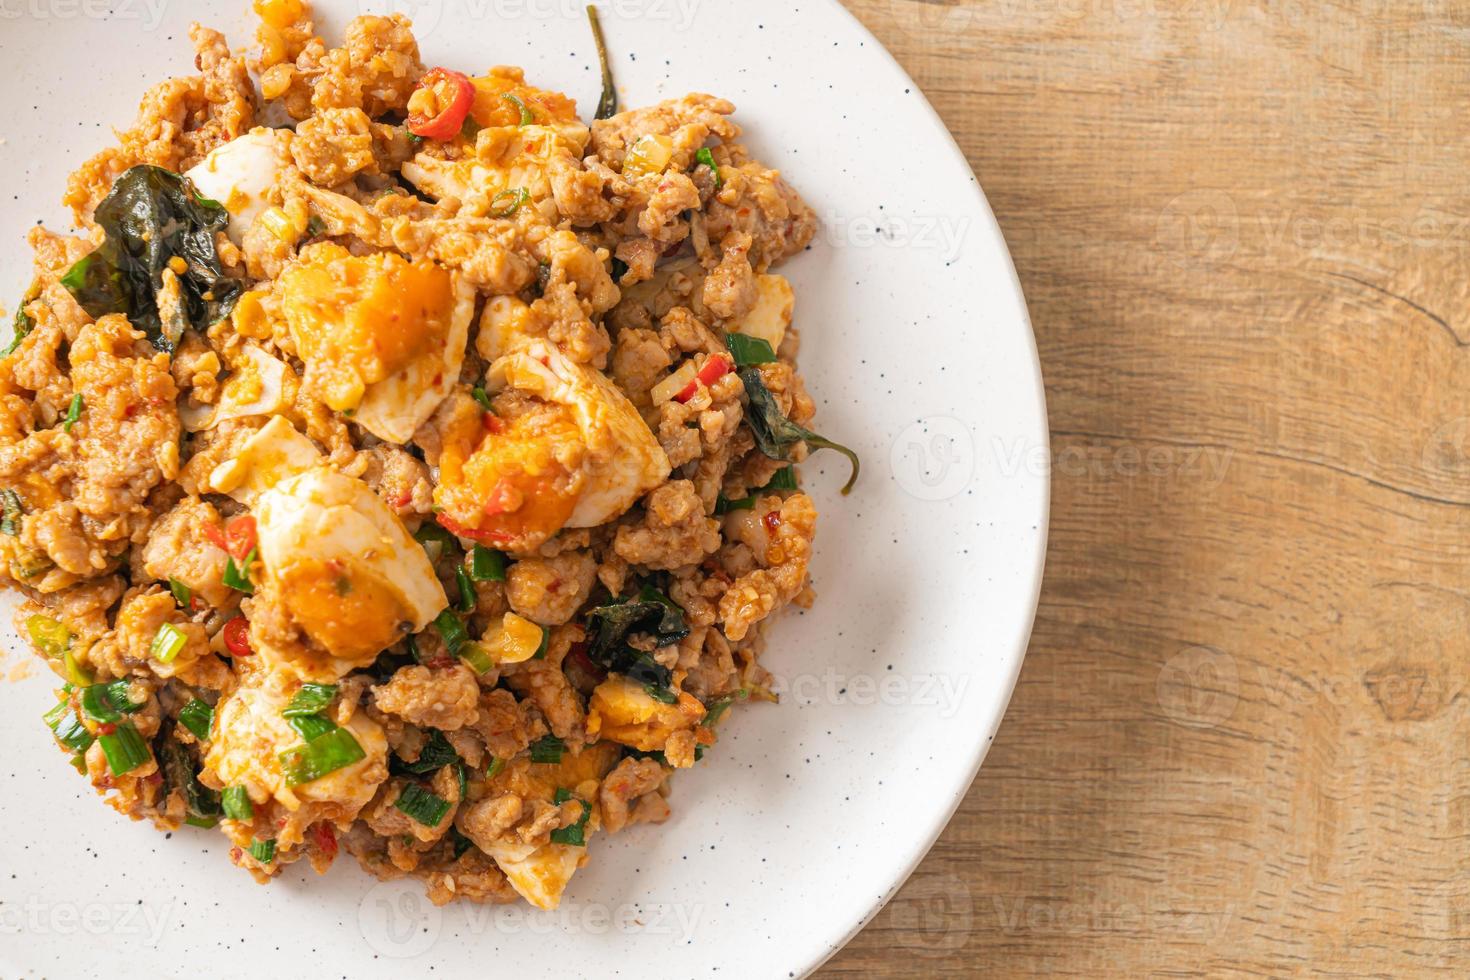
695,146,722,188
764,467,798,491
46,704,95,753
150,623,188,664
529,734,564,764
702,688,749,726
248,838,276,864
283,683,338,718
62,648,94,686
27,615,70,660
0,488,22,535
470,545,506,582
489,187,530,218
434,609,468,656
549,787,591,846
455,761,469,798
405,633,425,664
394,783,451,826
588,4,617,120
81,680,143,724
643,683,678,705
62,394,83,433
455,566,477,613
222,785,254,821
178,699,214,740
287,713,337,742
185,814,219,828
97,722,151,776
223,547,255,594
533,625,550,660
458,641,494,675
280,727,366,787
306,215,328,237
67,751,87,775
485,756,505,779
451,827,475,859
471,386,493,411
414,522,457,563
724,332,777,367
168,577,193,607
501,92,534,126
713,494,756,516
4,305,33,358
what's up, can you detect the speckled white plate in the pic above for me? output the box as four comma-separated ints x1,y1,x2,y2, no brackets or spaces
0,2,1046,976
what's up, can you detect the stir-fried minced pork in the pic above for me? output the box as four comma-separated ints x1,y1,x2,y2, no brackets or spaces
4,1,855,912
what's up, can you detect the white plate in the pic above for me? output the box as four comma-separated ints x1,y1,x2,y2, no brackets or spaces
0,2,1047,976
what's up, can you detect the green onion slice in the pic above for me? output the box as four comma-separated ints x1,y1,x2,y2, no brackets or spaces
394,783,451,827
248,838,276,864
695,146,722,188
533,624,550,660
528,734,564,764
81,680,144,724
97,722,151,776
549,787,591,846
470,545,506,582
489,187,530,218
222,547,256,594
714,494,756,516
178,699,214,740
287,713,337,742
283,683,338,718
168,577,193,607
434,609,468,656
62,648,94,686
150,623,188,664
279,727,366,787
27,614,70,660
501,92,534,126
455,566,477,613
222,785,254,821
485,756,506,779
62,393,83,433
47,704,95,753
458,641,494,675
0,488,22,535
471,386,494,411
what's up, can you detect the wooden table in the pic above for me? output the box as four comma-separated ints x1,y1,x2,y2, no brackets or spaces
822,2,1470,975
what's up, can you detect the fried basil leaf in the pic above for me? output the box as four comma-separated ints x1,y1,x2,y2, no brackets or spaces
583,588,691,701
738,366,860,494
158,730,221,824
61,165,241,353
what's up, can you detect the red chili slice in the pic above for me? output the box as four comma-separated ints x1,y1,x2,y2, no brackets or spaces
201,522,228,552
437,512,509,546
674,354,733,404
223,515,257,561
763,510,783,533
408,68,475,141
311,823,338,859
223,616,252,657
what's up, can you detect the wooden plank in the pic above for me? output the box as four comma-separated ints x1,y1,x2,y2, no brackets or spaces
822,1,1470,975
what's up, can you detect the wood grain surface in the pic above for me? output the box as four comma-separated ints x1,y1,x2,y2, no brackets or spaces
821,1,1470,976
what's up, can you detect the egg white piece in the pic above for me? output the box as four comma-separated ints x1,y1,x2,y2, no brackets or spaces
730,274,794,351
253,467,447,635
351,270,477,445
483,839,590,911
487,340,671,528
207,415,323,506
203,678,387,813
184,128,285,245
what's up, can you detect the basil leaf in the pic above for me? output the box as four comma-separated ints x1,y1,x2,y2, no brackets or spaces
61,165,241,354
738,367,860,494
